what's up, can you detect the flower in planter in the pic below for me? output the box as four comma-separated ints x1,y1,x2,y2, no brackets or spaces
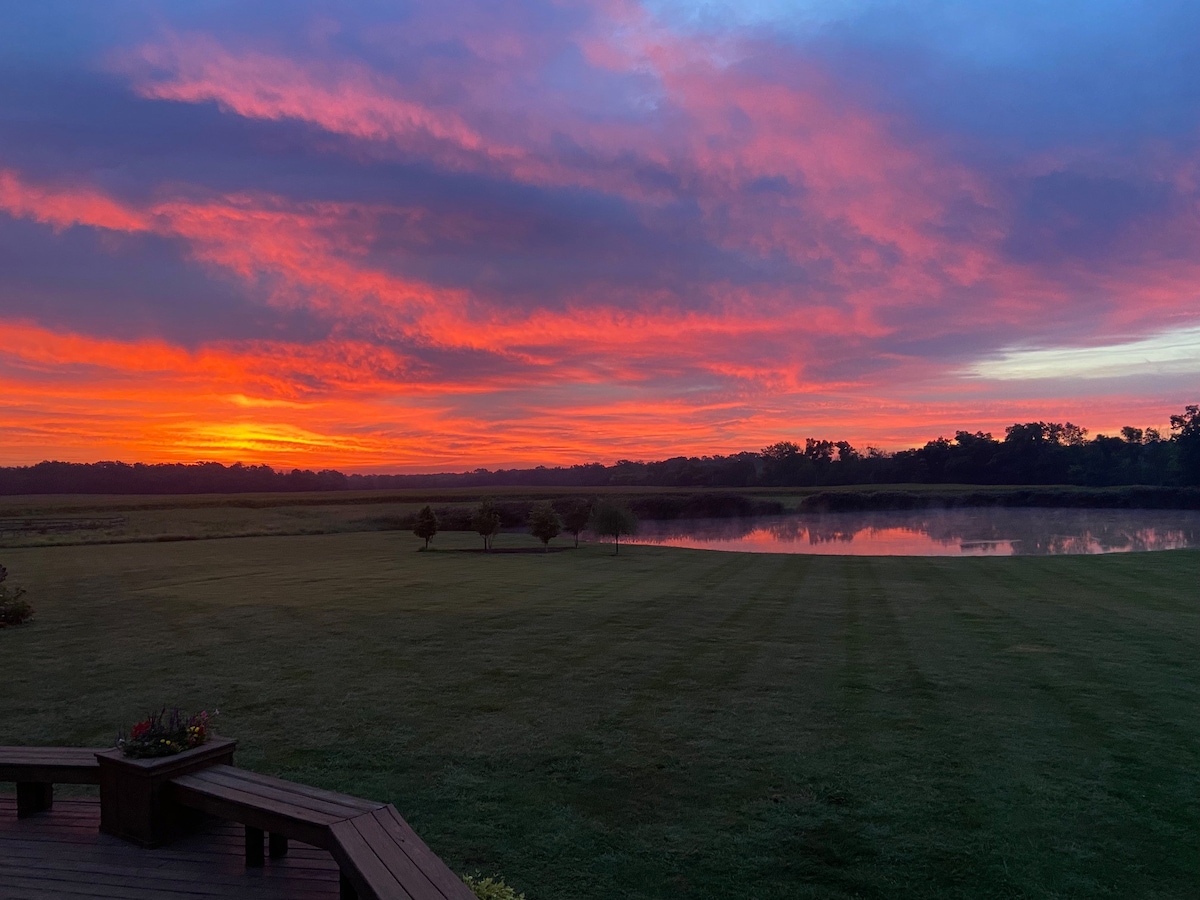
186,710,212,747
118,708,218,759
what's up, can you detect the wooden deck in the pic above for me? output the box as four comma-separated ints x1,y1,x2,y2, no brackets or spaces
0,796,339,898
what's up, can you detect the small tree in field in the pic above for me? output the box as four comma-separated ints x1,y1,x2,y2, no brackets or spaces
528,502,561,551
472,498,502,551
563,501,591,549
413,505,438,549
589,502,637,555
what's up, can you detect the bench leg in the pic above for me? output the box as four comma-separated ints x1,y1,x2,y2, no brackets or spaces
268,831,288,858
340,872,358,900
16,782,53,818
245,825,265,867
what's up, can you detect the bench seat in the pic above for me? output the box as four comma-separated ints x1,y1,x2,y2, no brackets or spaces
170,764,475,900
330,805,477,900
0,746,104,818
171,764,383,850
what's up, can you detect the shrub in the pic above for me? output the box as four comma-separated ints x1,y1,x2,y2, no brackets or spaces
0,564,33,628
0,594,33,627
462,874,526,900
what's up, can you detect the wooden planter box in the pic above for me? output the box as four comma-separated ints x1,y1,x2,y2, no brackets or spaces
96,737,236,847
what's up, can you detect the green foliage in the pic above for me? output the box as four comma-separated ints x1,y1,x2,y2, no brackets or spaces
471,498,502,550
527,501,561,549
0,564,32,627
413,504,439,549
588,502,637,554
1170,404,1200,484
562,500,591,548
462,874,526,900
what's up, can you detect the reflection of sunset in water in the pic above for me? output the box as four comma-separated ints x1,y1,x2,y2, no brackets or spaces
623,510,1200,556
633,527,1016,556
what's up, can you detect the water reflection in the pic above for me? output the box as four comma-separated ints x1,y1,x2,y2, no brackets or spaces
622,508,1200,556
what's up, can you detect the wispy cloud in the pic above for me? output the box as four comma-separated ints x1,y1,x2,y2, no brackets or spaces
969,326,1200,381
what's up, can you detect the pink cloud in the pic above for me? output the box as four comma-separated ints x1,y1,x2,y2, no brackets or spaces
4,6,1199,469
0,170,149,233
128,36,509,165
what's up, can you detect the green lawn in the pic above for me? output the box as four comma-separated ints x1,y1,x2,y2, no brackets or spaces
2,531,1198,898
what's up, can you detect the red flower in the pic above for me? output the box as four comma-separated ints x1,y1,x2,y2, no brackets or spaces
130,720,150,740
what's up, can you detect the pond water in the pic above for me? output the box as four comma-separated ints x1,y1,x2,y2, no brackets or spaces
619,508,1200,556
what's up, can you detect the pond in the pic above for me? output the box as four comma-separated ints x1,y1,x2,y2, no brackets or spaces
619,508,1200,556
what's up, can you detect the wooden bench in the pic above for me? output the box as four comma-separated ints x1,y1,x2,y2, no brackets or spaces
170,765,476,900
0,746,103,818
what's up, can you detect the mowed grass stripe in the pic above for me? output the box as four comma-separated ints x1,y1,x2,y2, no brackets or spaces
901,558,1196,895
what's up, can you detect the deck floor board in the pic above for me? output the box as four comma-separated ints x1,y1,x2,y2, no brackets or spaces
0,797,338,899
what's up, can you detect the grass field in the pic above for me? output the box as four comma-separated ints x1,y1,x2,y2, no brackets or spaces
2,529,1198,898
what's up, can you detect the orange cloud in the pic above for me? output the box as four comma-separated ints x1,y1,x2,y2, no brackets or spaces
0,169,874,387
0,317,1186,472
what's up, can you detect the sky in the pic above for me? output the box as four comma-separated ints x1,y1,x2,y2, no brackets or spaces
1,0,1198,472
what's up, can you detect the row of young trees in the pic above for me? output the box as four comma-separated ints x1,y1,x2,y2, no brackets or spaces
413,499,639,553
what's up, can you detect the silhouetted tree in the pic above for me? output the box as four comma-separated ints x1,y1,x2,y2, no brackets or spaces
562,500,591,548
1171,404,1200,485
472,498,502,550
761,441,805,485
804,438,836,465
413,505,438,549
528,501,562,551
590,502,637,555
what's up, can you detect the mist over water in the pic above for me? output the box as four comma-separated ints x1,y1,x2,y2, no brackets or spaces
623,509,1200,556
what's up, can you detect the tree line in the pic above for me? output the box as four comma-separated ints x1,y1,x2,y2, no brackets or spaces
2,405,1197,494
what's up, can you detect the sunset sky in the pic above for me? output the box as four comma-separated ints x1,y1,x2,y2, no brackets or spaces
2,1,1198,471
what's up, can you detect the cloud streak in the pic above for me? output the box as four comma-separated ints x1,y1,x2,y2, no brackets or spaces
970,326,1200,381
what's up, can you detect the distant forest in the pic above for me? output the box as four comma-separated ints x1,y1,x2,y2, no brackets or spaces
3,407,1199,495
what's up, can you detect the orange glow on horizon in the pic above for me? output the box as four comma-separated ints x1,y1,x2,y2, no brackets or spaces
0,318,1185,473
